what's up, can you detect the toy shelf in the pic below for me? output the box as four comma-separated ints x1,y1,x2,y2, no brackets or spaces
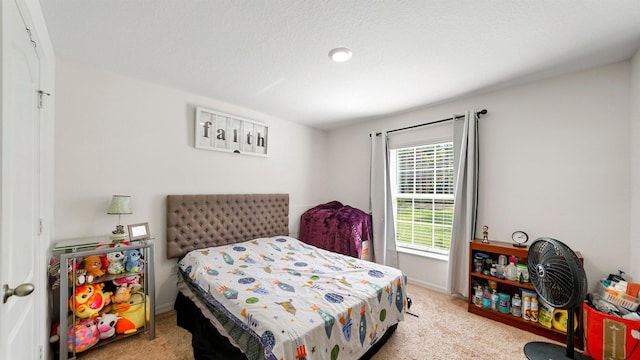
52,239,155,360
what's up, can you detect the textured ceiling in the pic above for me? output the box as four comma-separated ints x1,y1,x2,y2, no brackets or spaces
40,1,640,130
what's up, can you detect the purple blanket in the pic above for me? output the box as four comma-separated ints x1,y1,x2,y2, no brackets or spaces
299,201,372,258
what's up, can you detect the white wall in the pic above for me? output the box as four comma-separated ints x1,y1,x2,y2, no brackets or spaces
327,62,632,290
53,61,329,311
630,50,640,281
53,57,636,309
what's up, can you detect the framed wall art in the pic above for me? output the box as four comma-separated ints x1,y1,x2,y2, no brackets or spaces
195,106,268,157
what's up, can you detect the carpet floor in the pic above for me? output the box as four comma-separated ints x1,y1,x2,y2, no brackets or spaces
77,284,556,359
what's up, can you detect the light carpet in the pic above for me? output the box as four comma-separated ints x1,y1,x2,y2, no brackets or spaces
78,284,555,359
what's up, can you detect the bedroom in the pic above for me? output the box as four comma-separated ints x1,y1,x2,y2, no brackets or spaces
1,1,640,359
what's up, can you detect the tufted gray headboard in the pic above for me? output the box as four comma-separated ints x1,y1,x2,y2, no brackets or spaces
166,194,289,259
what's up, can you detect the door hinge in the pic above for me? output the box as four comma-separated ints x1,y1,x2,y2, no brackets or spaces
39,345,43,359
38,218,43,235
25,27,37,49
38,90,50,109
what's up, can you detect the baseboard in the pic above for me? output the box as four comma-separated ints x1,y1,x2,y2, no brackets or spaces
406,277,447,294
155,301,175,314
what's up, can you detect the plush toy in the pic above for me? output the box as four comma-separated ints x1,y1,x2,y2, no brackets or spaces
96,313,120,340
111,284,132,304
106,251,125,275
49,320,60,345
49,316,68,344
48,258,61,290
82,255,105,280
115,292,150,335
124,249,143,273
66,261,87,286
67,318,100,353
69,283,112,319
50,317,100,353
113,274,142,292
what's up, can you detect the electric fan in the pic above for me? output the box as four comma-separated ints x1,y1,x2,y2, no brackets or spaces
524,237,589,360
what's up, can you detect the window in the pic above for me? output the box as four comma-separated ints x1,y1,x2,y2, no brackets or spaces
390,141,455,255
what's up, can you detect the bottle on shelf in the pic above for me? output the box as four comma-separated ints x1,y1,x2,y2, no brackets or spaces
505,261,518,281
523,296,532,320
511,294,522,317
474,285,483,307
498,293,510,314
516,263,529,283
482,286,491,309
530,297,539,322
491,289,499,311
490,264,497,277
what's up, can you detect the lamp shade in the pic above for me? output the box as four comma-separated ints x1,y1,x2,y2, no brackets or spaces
107,195,132,215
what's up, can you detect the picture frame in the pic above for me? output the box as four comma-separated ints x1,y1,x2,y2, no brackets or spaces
127,222,150,241
195,106,268,157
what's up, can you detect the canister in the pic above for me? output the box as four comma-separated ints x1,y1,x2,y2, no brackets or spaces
511,294,522,317
522,296,532,320
498,292,510,313
485,258,493,270
516,264,529,283
474,285,483,307
473,257,483,273
488,280,497,291
530,298,539,322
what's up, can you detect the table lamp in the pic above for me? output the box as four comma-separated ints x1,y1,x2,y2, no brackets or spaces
107,195,132,243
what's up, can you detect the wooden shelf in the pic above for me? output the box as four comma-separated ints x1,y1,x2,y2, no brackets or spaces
468,239,583,349
467,304,574,344
470,271,535,290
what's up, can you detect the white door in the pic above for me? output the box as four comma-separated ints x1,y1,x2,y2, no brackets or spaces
0,0,42,358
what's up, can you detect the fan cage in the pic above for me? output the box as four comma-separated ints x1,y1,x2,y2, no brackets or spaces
527,238,587,310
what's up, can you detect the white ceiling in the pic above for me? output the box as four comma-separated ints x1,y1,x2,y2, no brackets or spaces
39,1,640,130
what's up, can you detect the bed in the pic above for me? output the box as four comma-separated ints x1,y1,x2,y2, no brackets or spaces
299,201,372,259
167,194,406,360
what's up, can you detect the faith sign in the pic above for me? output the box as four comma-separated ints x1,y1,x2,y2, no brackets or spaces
195,107,268,157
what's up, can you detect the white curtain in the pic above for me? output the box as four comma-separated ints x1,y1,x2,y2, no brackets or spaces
369,132,399,268
448,110,479,297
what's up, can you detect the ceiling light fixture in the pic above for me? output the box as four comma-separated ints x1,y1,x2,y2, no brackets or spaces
329,47,352,63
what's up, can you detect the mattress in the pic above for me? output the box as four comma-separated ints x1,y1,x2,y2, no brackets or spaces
178,236,406,360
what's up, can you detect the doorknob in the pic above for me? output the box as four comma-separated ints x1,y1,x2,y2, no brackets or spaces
3,283,35,303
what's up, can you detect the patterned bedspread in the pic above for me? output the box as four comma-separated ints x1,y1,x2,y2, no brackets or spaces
178,236,406,360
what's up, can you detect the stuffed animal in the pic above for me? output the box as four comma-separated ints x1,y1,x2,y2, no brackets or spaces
67,318,100,353
124,249,143,273
114,292,150,335
113,274,142,292
96,313,120,340
48,258,61,290
106,251,125,275
82,255,105,280
49,316,69,344
67,261,87,286
111,284,132,304
69,283,112,319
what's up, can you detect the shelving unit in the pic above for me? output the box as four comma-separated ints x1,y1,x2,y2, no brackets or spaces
53,237,155,360
468,239,583,348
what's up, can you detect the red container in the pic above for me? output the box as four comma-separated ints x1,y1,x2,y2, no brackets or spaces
583,302,640,360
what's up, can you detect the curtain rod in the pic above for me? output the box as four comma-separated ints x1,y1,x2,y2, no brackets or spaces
372,109,487,136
